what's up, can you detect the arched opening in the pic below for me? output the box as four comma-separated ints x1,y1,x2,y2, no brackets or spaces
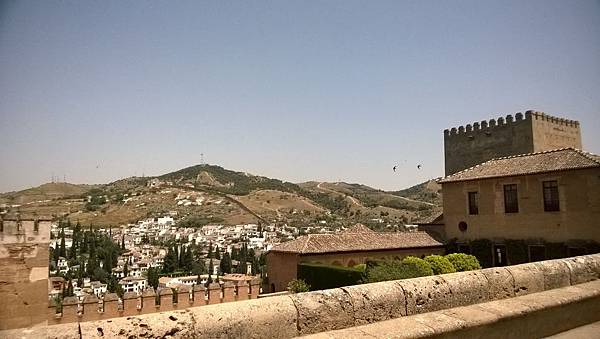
347,259,357,267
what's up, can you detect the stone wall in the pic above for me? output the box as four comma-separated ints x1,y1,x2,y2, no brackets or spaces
0,217,52,330
443,111,581,175
41,253,600,338
48,279,261,324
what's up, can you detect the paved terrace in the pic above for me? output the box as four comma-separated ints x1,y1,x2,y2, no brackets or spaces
2,253,599,338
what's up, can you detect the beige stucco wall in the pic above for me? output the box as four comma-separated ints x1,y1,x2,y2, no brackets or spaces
442,168,600,243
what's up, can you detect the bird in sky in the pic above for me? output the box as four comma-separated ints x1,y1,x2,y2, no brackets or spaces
393,165,397,172
417,164,422,170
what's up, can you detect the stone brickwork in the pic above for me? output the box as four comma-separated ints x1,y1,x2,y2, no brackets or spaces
0,216,52,330
38,253,600,339
444,110,582,175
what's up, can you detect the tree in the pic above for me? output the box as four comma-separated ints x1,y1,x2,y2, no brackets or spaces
219,252,232,274
146,267,159,290
59,228,66,258
207,242,213,259
121,235,125,250
192,260,207,276
181,246,193,273
208,259,214,276
215,246,221,260
162,247,178,274
123,261,129,277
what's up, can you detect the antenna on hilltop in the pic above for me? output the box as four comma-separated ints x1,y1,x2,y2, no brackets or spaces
200,153,205,165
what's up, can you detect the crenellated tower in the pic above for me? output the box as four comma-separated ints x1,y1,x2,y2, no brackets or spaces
444,110,582,176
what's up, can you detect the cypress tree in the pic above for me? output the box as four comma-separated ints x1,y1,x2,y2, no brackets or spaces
215,245,220,260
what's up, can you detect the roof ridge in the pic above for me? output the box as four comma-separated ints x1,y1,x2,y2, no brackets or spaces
574,148,600,165
442,147,579,182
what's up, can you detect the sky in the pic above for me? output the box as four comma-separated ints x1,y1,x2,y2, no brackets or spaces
1,0,599,193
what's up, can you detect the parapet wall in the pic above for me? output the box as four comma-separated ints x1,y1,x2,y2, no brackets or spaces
48,279,261,324
0,217,52,330
443,110,582,175
43,253,600,338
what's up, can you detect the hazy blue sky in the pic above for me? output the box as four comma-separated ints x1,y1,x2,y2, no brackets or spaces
1,0,599,192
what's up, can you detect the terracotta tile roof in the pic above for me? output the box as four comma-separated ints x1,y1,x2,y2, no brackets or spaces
344,223,374,233
440,148,600,183
270,231,443,254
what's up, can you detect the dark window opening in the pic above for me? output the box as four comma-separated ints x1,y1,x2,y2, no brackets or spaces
567,247,586,257
529,245,546,262
543,181,560,212
458,244,471,254
34,220,39,232
504,184,519,213
468,192,479,215
458,221,468,232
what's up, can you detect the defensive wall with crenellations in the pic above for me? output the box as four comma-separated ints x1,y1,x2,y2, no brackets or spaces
444,110,582,175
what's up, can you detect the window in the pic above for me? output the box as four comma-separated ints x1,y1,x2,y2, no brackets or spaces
468,192,479,215
543,180,559,212
503,184,519,213
529,245,546,262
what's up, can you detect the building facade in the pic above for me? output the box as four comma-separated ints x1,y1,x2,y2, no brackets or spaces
444,111,582,175
266,225,444,292
439,148,600,264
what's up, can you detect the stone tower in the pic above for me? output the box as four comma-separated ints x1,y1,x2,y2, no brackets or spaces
444,110,582,176
0,215,51,330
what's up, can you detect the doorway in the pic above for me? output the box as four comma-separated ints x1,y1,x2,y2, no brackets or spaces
493,245,507,266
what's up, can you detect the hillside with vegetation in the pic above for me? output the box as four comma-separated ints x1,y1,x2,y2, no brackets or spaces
1,164,442,228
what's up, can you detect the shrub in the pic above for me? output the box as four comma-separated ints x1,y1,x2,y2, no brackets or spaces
365,258,433,283
424,255,456,275
401,256,434,276
445,253,481,272
297,263,363,290
287,279,310,293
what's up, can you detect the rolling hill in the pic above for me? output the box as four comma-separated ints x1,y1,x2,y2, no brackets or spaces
0,164,442,228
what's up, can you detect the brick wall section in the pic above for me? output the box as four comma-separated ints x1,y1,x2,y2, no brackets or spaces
41,254,600,338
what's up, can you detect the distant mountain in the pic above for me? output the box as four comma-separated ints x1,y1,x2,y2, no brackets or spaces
1,165,442,228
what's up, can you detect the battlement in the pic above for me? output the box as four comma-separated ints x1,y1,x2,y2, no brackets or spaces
444,110,580,137
48,279,262,324
0,218,52,243
443,110,583,175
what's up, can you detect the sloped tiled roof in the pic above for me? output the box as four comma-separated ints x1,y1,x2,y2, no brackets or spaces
440,148,600,183
344,223,374,233
270,231,443,254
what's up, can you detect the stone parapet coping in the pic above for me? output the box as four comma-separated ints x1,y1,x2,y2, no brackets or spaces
304,279,600,339
35,253,600,338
